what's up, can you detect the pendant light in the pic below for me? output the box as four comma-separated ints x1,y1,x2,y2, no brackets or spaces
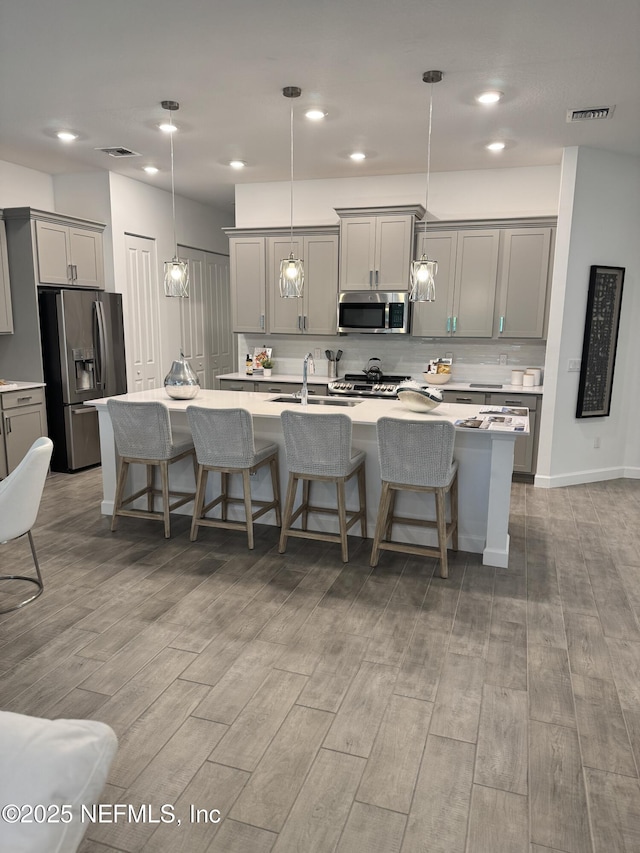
410,70,443,303
161,100,189,298
279,86,304,298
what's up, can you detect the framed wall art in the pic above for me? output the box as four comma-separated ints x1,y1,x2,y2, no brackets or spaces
576,264,625,418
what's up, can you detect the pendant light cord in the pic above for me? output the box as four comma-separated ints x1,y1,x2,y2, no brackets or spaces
169,110,177,256
424,81,433,236
289,99,294,253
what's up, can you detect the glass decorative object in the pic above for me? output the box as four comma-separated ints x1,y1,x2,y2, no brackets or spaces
164,350,200,399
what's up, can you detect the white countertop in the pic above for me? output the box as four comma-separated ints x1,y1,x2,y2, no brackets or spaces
0,380,45,393
92,387,529,435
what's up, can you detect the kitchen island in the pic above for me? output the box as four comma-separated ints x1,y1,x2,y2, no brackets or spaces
92,388,528,569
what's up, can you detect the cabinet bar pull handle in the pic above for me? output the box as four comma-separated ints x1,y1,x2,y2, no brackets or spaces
504,400,524,406
456,397,472,402
17,396,33,403
303,315,307,330
5,418,11,434
73,264,78,281
369,270,373,288
446,317,451,332
499,315,504,333
452,316,457,333
260,314,265,330
375,270,379,287
67,264,73,281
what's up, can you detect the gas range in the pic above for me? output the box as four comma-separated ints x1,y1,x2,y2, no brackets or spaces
327,373,411,398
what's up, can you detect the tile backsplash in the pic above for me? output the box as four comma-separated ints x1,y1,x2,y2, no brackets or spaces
238,333,547,385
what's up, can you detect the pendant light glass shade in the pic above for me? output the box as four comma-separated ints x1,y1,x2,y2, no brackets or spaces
410,71,442,304
410,255,437,302
279,86,304,299
161,100,189,298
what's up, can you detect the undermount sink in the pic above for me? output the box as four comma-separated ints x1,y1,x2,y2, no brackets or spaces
269,395,362,407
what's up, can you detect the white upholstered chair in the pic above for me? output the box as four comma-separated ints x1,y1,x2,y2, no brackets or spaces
0,436,53,614
370,417,458,577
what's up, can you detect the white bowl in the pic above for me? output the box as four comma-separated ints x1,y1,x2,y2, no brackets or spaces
396,384,443,413
422,372,451,385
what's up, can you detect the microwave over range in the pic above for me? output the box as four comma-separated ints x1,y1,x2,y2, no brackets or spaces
337,290,411,334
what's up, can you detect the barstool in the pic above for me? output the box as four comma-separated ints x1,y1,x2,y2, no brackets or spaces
186,406,281,549
107,399,197,539
279,410,366,563
370,417,458,578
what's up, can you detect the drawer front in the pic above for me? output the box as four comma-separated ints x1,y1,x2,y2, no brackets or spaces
1,387,45,410
487,392,538,412
261,382,329,396
219,379,256,392
442,390,487,406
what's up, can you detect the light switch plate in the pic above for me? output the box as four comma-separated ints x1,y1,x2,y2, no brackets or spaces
568,359,581,372
499,354,508,365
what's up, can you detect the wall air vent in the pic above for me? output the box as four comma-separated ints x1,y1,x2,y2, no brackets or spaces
567,106,615,122
95,146,141,157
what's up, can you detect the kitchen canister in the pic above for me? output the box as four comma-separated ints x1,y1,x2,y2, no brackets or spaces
523,373,535,387
511,369,525,386
526,368,542,385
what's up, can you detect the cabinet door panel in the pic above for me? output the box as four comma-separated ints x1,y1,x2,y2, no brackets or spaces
69,228,104,288
180,248,207,386
35,220,71,285
497,228,551,338
4,405,47,473
207,254,232,387
412,231,457,337
375,215,412,289
452,230,499,337
230,237,266,332
0,221,13,334
304,234,339,335
268,237,303,333
339,218,376,289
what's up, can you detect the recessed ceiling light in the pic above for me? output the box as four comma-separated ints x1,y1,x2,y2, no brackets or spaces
229,160,247,169
158,121,177,133
350,151,366,161
486,141,506,151
143,165,159,174
476,90,503,105
56,131,78,142
305,109,327,121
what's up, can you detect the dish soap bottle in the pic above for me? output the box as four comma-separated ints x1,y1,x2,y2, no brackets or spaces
245,353,253,375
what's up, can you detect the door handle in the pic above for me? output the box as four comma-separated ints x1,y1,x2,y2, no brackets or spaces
369,270,373,288
260,314,265,330
446,317,451,333
72,406,97,415
303,315,308,330
452,316,457,333
5,417,11,434
504,400,524,406
16,396,33,403
375,270,379,287
73,264,78,281
499,315,505,333
67,264,73,281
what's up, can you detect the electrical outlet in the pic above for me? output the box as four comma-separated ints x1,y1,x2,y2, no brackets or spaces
568,359,581,372
314,348,322,360
499,354,508,366
594,436,601,449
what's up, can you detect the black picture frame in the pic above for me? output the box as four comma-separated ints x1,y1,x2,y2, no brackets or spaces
576,265,625,418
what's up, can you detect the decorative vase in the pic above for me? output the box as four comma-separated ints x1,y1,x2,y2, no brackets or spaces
164,351,200,399
264,368,272,377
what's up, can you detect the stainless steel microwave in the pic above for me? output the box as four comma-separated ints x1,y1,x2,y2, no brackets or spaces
337,291,411,334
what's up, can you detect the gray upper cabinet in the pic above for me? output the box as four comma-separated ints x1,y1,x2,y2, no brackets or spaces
0,220,13,334
35,219,104,288
495,227,552,338
412,228,499,337
336,205,423,291
229,235,267,333
268,233,339,335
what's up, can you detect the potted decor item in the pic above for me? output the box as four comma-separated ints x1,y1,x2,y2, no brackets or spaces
164,350,200,399
262,358,274,377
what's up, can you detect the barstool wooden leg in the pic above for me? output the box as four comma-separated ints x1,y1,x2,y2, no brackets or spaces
301,479,310,531
111,459,129,532
336,479,349,562
220,472,228,521
242,468,254,549
279,473,298,554
450,473,459,551
190,465,207,542
270,456,282,526
357,462,367,538
147,464,154,512
160,460,171,539
370,481,393,567
435,488,448,578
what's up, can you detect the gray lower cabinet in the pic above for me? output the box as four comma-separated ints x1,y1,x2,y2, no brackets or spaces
487,391,539,476
0,387,47,477
0,220,13,334
218,379,257,392
442,388,540,476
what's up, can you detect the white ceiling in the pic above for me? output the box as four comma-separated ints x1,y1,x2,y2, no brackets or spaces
1,0,639,218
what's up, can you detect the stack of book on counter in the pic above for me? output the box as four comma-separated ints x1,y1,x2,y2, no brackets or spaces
455,406,529,432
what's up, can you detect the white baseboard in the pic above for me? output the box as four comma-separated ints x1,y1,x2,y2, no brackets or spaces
534,466,628,488
623,467,640,479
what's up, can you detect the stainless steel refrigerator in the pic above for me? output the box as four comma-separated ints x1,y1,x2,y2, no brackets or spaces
39,289,127,472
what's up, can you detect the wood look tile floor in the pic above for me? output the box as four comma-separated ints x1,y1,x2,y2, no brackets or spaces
2,469,640,852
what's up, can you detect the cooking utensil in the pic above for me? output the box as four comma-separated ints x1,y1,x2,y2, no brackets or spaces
335,350,343,362
364,357,383,382
325,349,334,361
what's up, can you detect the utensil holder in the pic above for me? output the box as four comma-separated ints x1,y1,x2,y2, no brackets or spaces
328,361,337,379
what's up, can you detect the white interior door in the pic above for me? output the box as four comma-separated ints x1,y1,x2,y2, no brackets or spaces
124,234,162,391
206,252,232,386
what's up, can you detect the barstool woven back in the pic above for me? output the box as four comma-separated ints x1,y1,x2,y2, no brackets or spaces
377,418,456,488
188,407,256,468
107,400,175,460
281,410,355,478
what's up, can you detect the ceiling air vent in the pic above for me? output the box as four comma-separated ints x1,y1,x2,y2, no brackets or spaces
567,106,615,122
95,146,141,157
